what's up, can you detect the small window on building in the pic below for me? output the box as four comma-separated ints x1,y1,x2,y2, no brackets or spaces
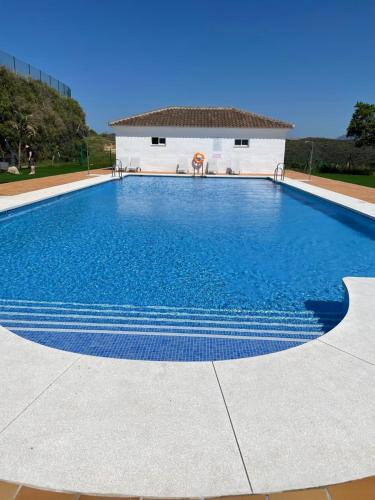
151,137,166,146
234,139,249,147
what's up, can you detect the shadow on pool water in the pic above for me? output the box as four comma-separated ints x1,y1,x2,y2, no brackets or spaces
304,299,348,331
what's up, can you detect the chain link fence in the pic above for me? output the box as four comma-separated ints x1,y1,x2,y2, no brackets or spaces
0,49,71,97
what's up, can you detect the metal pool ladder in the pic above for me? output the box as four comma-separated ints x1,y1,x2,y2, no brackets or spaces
273,163,285,181
112,159,124,179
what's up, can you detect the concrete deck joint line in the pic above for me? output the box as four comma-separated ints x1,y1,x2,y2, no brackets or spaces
211,361,253,493
317,338,375,368
14,484,22,498
0,355,82,437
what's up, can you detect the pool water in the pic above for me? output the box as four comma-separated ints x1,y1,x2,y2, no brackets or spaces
0,177,374,361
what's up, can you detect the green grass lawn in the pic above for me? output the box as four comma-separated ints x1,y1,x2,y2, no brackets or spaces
314,173,375,188
0,160,111,184
0,134,114,184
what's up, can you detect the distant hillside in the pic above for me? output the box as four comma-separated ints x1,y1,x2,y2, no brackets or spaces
0,66,87,165
86,132,115,163
336,135,353,141
285,137,375,170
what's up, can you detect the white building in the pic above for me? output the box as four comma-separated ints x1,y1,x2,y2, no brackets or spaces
109,106,293,174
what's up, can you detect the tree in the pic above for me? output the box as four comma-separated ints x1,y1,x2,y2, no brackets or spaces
51,145,61,166
347,102,375,147
0,66,87,163
9,112,36,168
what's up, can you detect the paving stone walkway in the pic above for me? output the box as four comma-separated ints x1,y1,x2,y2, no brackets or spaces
1,476,375,499
0,169,109,196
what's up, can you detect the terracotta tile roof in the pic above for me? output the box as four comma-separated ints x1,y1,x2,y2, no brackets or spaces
109,106,294,129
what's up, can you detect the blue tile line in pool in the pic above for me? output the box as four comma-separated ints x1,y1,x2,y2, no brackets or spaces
0,299,343,361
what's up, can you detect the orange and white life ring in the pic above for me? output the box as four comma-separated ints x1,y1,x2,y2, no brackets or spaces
192,152,205,169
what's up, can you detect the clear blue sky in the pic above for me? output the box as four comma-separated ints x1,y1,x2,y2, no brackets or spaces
1,0,374,137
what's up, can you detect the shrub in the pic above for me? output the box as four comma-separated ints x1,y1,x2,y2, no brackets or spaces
285,138,375,170
0,67,88,164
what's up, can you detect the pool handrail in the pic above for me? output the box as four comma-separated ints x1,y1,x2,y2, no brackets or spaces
274,162,285,181
112,159,123,178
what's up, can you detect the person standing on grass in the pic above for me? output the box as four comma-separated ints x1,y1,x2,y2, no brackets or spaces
25,144,36,175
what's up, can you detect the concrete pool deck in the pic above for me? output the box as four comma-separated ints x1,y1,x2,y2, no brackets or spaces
285,170,375,204
0,169,110,196
0,172,114,213
0,278,374,498
0,172,374,497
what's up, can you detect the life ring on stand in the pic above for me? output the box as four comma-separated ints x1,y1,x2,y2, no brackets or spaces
192,152,205,169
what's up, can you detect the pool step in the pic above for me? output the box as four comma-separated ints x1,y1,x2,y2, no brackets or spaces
0,298,345,343
0,298,346,360
0,297,344,316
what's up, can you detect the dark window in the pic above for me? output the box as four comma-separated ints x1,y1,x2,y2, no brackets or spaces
151,137,166,146
234,139,249,147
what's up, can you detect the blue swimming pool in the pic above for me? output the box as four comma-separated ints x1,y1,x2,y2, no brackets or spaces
0,177,374,361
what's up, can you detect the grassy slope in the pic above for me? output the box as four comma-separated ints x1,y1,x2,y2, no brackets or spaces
0,134,114,184
314,172,375,188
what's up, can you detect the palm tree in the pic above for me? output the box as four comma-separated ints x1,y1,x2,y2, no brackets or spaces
51,145,60,166
9,112,36,168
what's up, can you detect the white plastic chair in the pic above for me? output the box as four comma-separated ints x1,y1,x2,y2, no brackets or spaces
127,157,141,172
226,159,241,175
206,159,218,175
117,157,129,172
176,158,189,174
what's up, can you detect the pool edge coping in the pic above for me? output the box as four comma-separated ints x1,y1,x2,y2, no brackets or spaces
280,176,375,220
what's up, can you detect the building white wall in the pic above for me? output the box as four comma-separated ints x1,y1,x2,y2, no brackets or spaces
112,125,289,174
